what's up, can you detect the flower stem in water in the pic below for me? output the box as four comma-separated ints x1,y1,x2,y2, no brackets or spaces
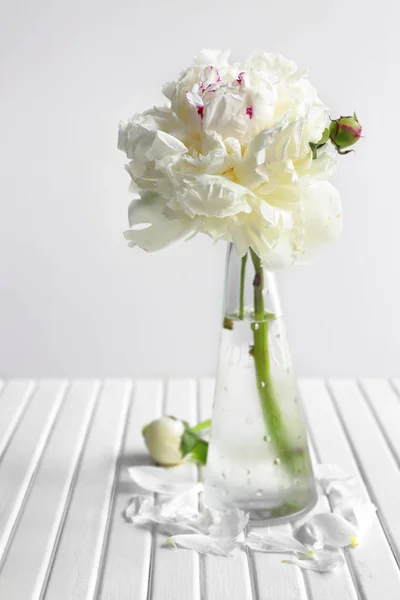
239,253,248,320
249,249,303,476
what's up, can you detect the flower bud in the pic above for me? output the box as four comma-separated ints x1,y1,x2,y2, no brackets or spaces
142,417,185,466
329,113,362,153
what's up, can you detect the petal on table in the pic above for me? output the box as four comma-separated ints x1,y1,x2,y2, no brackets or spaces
167,534,238,556
245,530,312,555
294,521,324,550
307,513,358,548
208,508,249,538
315,463,356,486
127,465,199,495
283,549,345,572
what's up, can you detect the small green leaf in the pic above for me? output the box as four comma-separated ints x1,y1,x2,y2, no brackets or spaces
181,427,200,457
223,317,234,330
191,440,208,465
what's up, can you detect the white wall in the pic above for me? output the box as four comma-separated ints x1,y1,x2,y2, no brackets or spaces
0,0,398,378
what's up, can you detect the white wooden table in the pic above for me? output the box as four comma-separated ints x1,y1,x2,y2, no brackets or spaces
0,378,399,599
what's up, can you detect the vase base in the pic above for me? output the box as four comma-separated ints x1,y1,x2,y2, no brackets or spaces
247,492,318,526
204,482,318,526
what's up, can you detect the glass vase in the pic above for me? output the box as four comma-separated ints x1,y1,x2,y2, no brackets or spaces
204,244,317,524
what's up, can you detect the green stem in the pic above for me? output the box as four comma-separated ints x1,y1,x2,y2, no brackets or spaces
249,249,301,477
191,419,211,433
239,254,248,320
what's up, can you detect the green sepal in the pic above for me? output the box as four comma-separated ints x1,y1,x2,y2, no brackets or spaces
181,425,209,465
191,440,208,465
181,427,200,457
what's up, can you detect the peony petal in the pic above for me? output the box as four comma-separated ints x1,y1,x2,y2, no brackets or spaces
127,465,199,495
335,499,377,537
296,180,342,264
245,530,312,556
174,175,253,219
194,49,231,67
144,130,187,161
208,509,249,539
294,521,324,550
167,534,238,556
124,494,152,520
306,512,358,548
315,463,356,487
283,550,345,573
125,194,198,252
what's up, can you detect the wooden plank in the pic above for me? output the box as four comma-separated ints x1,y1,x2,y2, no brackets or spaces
0,380,100,600
299,378,400,600
361,378,400,466
0,379,35,459
301,447,358,600
329,378,400,563
0,379,68,565
43,379,132,600
98,380,163,600
199,379,255,600
148,379,200,600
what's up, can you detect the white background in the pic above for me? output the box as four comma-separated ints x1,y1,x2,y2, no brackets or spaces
0,0,398,378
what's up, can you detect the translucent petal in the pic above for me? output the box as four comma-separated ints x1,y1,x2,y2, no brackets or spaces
306,513,358,548
315,463,356,487
127,465,199,495
335,499,377,536
175,175,253,219
245,530,312,556
124,494,151,520
194,49,231,67
296,181,342,264
167,534,238,556
125,195,197,252
294,522,324,550
283,550,345,572
208,509,249,538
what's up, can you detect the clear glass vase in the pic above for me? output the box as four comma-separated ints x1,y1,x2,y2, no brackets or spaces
204,244,317,524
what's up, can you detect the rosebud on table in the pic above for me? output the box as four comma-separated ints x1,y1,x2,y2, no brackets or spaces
142,417,210,466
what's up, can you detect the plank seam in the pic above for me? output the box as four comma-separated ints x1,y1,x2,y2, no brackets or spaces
0,380,37,463
0,380,70,572
326,379,400,570
196,382,207,600
244,541,260,600
38,380,103,600
146,381,166,600
358,380,400,471
93,381,135,599
88,381,133,599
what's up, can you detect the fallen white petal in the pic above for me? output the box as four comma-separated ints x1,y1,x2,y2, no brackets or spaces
306,513,358,548
245,530,312,556
167,534,238,556
315,464,356,490
283,550,345,572
208,509,249,538
294,521,324,550
127,465,198,494
124,494,152,520
335,499,377,535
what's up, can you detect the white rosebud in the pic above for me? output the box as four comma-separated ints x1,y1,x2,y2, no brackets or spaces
142,417,185,466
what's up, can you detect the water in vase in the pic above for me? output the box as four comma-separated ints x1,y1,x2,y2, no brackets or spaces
204,246,317,523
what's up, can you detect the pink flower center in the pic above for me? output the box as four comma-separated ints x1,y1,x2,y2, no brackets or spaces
237,71,245,85
246,105,253,119
197,105,204,118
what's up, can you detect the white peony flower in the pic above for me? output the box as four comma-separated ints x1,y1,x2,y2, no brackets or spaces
120,49,341,269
